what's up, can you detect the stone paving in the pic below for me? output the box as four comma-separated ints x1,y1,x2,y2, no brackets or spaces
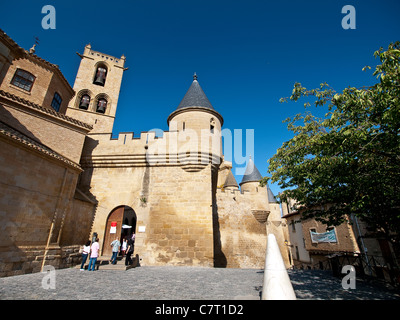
0,265,399,300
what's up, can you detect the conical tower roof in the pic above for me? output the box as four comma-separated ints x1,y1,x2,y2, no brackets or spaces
167,73,223,125
267,185,278,203
176,73,214,110
240,157,263,185
224,170,239,188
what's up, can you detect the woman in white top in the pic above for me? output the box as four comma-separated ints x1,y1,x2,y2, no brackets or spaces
121,238,128,257
80,240,91,270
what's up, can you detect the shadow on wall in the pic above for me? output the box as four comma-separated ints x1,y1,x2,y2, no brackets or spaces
0,107,97,276
213,202,227,267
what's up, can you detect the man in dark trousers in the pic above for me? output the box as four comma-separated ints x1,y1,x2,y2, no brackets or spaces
125,234,135,266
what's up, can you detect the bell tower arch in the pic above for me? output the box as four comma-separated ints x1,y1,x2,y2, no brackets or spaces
66,44,127,133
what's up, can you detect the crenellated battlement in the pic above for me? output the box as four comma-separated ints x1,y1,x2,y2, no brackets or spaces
81,128,223,170
216,186,266,198
82,44,126,68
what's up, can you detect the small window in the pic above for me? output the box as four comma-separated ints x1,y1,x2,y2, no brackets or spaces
96,98,107,113
79,94,90,110
11,69,35,92
93,67,107,86
210,118,215,134
51,92,62,112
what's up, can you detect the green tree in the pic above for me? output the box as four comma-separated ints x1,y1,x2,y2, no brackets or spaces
263,42,400,247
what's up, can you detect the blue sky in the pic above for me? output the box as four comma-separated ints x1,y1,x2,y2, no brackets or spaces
1,0,399,196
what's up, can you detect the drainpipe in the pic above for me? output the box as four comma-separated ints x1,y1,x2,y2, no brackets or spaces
41,168,68,272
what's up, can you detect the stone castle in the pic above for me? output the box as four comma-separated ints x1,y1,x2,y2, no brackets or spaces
0,30,289,276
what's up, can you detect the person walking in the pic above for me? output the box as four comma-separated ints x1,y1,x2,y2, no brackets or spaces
125,237,134,266
110,237,121,265
121,238,127,257
88,238,100,271
80,240,91,270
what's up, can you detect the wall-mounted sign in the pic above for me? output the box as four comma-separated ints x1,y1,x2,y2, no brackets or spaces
110,221,117,234
138,226,146,233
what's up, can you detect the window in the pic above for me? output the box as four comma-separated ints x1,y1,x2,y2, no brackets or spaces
210,118,215,134
79,94,90,110
11,69,35,92
96,98,107,113
51,92,62,112
93,66,107,86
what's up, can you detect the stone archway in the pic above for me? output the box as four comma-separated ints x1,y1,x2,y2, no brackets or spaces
102,206,137,257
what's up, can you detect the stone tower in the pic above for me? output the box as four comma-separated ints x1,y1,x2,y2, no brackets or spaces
167,73,224,168
65,44,127,133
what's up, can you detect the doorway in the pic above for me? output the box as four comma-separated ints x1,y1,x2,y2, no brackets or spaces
103,206,137,257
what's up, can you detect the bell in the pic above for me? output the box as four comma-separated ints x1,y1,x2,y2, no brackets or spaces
94,75,105,86
96,99,107,113
93,67,106,86
79,101,89,110
97,105,106,113
79,95,90,110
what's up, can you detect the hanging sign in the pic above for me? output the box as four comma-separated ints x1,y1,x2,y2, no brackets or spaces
110,221,117,234
310,229,337,243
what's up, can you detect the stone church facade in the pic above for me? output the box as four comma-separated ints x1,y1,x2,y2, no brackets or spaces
0,29,289,277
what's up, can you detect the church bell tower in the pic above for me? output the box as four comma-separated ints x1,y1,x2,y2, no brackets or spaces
66,44,127,133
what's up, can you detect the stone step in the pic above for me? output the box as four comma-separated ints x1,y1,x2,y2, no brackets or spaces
76,255,139,271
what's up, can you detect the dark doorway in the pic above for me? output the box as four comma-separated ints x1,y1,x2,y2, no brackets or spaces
103,206,136,257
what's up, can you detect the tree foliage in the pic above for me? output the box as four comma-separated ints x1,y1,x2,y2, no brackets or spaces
262,42,400,244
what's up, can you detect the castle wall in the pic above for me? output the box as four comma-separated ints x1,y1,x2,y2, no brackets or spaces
144,164,214,266
216,188,290,269
81,160,215,267
79,129,216,266
78,131,290,269
215,189,267,268
0,136,94,277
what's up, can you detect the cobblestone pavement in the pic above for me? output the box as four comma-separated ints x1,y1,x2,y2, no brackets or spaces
0,266,399,300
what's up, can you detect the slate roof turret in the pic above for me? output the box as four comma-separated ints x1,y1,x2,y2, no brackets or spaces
224,170,239,189
177,73,214,110
267,185,278,203
239,157,263,185
167,73,223,125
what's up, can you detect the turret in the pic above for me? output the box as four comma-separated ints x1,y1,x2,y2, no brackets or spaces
167,73,224,167
239,157,263,193
223,169,239,191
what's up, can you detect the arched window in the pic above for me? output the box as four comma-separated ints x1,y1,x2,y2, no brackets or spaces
11,69,35,92
79,94,90,110
93,66,107,86
96,98,107,113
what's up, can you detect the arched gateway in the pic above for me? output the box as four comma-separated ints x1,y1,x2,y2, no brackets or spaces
102,206,137,257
